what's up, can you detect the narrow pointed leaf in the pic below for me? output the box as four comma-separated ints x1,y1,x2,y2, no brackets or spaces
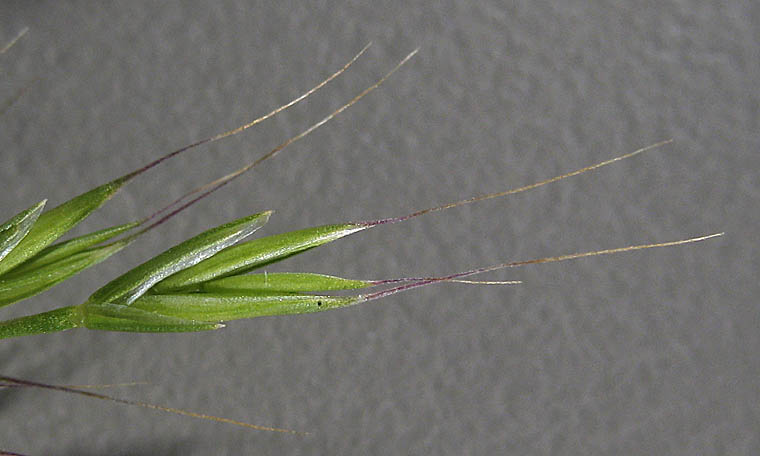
0,199,46,266
81,302,221,332
198,272,372,293
152,223,366,293
0,241,131,307
0,178,130,276
8,221,139,276
128,292,361,323
87,211,272,306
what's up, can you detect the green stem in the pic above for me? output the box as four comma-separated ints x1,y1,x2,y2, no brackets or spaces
0,306,81,340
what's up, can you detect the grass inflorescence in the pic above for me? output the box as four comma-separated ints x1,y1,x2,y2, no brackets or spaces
1,32,723,441
0,39,722,338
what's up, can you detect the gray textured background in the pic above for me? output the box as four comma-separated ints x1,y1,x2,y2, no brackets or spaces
1,1,757,455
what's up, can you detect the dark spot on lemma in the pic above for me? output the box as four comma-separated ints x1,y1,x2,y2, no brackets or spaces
317,301,322,306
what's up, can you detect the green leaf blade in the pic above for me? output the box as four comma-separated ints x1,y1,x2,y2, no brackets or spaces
0,178,129,276
87,211,272,306
198,272,372,293
0,199,46,266
152,223,366,293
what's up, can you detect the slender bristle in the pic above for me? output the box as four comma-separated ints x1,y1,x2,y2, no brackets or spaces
140,49,419,225
364,139,673,227
0,27,29,55
370,278,522,286
360,232,724,302
0,375,308,435
0,381,146,389
104,45,383,242
121,43,372,183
